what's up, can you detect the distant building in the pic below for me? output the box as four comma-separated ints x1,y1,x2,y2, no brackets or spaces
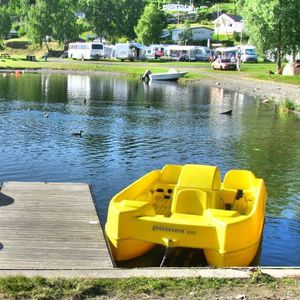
171,26,214,42
163,3,195,12
75,12,85,19
213,13,244,34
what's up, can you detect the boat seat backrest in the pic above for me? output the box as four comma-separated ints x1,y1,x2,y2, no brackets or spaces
177,164,221,190
221,170,255,213
172,189,207,215
160,164,182,184
223,170,255,190
171,164,222,212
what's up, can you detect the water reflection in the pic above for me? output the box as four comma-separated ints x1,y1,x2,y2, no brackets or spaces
0,72,299,266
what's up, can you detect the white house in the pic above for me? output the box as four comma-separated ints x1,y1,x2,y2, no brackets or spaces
213,13,244,35
172,26,214,42
163,3,195,12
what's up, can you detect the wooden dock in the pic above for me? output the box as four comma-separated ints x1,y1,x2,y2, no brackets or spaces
0,182,113,270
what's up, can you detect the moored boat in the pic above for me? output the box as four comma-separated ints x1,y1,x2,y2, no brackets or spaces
105,164,267,267
141,69,187,81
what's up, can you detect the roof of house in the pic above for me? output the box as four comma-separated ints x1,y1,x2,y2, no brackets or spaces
213,13,243,23
226,14,243,22
172,26,214,32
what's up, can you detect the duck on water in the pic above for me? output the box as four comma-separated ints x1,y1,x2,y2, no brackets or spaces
72,130,84,137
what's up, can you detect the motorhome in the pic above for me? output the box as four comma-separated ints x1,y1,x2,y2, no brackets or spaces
68,41,104,60
239,45,258,63
104,45,114,58
142,47,155,60
195,46,212,61
150,44,166,58
142,44,167,60
115,43,144,61
214,47,237,60
214,46,258,63
165,45,196,61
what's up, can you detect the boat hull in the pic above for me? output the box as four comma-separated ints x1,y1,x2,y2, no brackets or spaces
149,71,187,81
105,164,267,267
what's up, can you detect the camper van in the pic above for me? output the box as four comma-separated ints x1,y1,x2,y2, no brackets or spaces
239,45,258,63
214,47,237,60
68,41,104,60
115,43,144,61
165,45,196,61
213,46,258,63
195,46,212,61
150,44,166,58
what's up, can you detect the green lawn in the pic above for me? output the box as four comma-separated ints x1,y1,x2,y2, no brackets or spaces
0,52,299,86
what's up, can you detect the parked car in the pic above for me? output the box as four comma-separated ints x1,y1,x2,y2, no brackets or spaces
212,58,237,70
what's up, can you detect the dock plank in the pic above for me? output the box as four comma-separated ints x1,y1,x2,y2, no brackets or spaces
0,182,113,269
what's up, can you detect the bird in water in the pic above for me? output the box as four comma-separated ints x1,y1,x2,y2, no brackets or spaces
220,109,232,115
44,112,48,118
83,98,87,105
72,130,84,137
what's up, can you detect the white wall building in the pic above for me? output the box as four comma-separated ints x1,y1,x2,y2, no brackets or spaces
163,3,195,12
213,13,244,35
172,26,214,42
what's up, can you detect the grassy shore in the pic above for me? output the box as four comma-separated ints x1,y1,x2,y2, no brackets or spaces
1,56,300,85
1,38,300,85
0,274,299,299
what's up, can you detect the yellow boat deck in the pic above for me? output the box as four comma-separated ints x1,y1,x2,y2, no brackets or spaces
105,164,267,267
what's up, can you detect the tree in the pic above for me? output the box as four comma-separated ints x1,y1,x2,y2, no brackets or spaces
24,0,79,47
80,0,118,41
117,0,146,40
0,5,12,41
178,20,193,45
24,0,53,47
135,2,167,45
51,0,79,45
242,0,300,70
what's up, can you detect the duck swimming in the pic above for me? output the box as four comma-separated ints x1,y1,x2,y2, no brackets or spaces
220,109,232,115
72,130,84,137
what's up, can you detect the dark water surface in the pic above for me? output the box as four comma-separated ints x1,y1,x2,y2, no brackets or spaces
0,72,299,266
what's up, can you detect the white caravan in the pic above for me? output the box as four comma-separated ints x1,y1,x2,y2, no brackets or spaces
68,41,104,60
115,43,144,61
239,45,258,63
165,45,196,61
195,46,212,61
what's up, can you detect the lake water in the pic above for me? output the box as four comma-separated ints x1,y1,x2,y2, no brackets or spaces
0,72,299,267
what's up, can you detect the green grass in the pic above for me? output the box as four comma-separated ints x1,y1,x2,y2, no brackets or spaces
1,37,300,87
0,275,298,299
279,98,300,112
0,57,208,80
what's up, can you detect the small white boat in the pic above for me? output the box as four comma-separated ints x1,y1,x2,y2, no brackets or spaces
149,69,188,81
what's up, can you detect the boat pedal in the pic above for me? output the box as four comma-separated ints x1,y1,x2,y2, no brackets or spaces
235,189,244,200
225,203,232,210
164,195,171,200
167,189,172,194
156,188,164,193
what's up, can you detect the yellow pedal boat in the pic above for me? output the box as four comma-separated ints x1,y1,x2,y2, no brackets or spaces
105,164,267,267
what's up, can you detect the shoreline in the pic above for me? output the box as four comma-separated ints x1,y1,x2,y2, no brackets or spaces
1,67,300,107
189,74,300,106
